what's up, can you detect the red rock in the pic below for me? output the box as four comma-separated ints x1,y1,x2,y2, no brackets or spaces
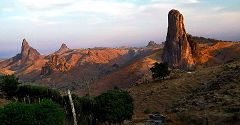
162,9,195,70
55,43,69,54
20,38,40,63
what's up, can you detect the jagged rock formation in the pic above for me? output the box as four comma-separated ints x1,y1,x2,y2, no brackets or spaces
41,55,71,75
18,39,40,63
0,39,41,70
162,9,195,69
146,41,160,48
55,43,69,54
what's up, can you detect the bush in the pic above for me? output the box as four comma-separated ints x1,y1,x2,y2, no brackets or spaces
16,85,62,104
0,99,65,125
95,87,134,124
144,108,152,114
150,62,170,80
0,75,20,99
75,96,96,125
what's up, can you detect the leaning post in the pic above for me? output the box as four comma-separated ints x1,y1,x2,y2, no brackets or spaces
68,89,77,125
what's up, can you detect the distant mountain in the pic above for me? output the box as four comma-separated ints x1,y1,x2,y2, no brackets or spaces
0,9,239,97
146,41,164,48
0,38,162,95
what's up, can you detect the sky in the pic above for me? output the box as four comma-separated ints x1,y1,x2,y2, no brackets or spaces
0,0,240,58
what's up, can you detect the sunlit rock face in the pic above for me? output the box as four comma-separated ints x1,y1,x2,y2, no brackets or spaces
20,39,41,63
41,55,71,75
162,9,195,70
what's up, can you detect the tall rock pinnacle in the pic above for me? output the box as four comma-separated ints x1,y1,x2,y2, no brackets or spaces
162,9,195,69
20,38,40,62
21,39,30,60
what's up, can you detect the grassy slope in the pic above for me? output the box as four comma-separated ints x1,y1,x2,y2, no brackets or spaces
128,59,240,125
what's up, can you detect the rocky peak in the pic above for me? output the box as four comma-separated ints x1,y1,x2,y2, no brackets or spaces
21,39,30,59
162,9,195,70
60,43,69,50
55,43,69,54
146,41,160,48
20,38,40,62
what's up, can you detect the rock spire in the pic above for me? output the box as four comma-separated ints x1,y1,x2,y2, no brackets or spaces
162,9,195,69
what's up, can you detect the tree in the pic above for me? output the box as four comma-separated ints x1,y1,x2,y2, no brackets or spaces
0,75,20,99
0,99,66,125
150,62,170,80
15,85,62,104
95,87,134,124
74,96,96,125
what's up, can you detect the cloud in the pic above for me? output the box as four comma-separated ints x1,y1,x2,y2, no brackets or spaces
212,7,225,11
18,0,74,10
179,0,199,4
0,0,239,54
2,8,15,12
4,0,200,26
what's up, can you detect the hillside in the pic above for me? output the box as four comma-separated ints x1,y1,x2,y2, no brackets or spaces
85,48,162,95
128,58,240,125
0,39,162,94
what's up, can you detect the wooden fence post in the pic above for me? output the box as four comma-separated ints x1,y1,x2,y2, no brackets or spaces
68,89,77,125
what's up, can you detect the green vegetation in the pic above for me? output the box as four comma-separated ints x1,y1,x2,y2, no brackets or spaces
144,108,152,114
150,62,170,80
0,99,65,125
16,85,62,104
95,87,134,124
0,75,134,125
63,95,96,125
0,75,20,99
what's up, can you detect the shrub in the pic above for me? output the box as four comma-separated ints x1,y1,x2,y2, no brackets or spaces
0,99,65,125
16,85,62,104
0,75,20,99
150,62,170,80
144,108,152,114
95,87,134,124
75,96,96,125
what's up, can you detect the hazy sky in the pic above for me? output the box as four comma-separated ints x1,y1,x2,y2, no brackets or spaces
0,0,240,58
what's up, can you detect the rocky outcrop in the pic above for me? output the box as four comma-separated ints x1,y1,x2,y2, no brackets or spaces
55,43,69,54
41,55,71,75
146,41,160,48
0,39,41,69
19,39,40,63
162,9,195,69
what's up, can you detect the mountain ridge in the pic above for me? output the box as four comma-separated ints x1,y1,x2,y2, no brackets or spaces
0,9,240,96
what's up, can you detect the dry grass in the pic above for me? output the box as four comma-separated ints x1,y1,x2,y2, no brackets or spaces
128,59,240,125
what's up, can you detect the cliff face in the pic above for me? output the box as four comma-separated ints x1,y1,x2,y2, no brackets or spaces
162,9,195,70
41,55,71,75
